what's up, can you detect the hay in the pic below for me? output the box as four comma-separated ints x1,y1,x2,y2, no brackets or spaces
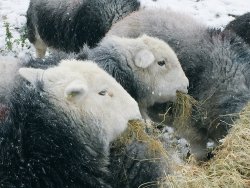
159,92,205,131
172,92,196,125
161,103,250,188
113,120,168,160
172,92,209,128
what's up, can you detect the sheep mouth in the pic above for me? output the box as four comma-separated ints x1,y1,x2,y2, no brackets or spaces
177,88,188,94
128,114,142,121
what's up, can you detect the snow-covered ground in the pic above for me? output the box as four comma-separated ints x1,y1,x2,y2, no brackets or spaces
0,0,249,56
141,0,249,27
0,0,30,56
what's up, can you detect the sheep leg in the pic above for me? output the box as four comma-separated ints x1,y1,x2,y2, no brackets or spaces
34,37,47,58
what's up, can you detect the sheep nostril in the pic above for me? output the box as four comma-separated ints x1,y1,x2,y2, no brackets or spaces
108,91,114,97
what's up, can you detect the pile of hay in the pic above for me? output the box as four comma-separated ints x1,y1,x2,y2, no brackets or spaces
161,103,250,188
112,97,250,187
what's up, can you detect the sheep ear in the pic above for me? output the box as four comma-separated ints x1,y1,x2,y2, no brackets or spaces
19,68,44,86
64,80,88,101
134,49,155,68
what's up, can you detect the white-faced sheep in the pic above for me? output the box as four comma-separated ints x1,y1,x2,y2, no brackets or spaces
26,0,141,57
12,34,189,120
108,9,250,159
0,59,141,188
77,34,189,119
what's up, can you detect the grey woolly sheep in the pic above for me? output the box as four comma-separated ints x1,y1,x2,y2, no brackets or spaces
108,9,250,159
26,0,141,57
0,59,141,187
0,56,189,187
77,34,189,119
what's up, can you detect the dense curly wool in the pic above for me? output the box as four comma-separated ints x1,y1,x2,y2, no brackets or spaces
224,12,250,45
26,0,140,56
108,9,250,158
0,79,111,188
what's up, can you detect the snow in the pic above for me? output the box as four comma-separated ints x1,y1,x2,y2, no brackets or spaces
140,0,250,27
0,0,31,56
0,0,249,56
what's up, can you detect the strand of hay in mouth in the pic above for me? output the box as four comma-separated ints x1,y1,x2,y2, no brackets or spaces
160,91,206,133
112,119,168,160
172,91,197,126
161,103,250,188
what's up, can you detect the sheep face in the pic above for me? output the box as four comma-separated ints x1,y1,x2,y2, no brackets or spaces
19,60,141,142
132,35,189,106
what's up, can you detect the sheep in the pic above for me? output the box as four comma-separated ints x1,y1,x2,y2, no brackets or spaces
26,0,141,57
107,9,250,159
7,34,188,120
0,59,141,188
1,34,190,120
224,12,250,46
0,56,189,187
77,34,189,120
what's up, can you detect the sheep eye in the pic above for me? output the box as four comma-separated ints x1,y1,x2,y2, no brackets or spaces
98,89,107,96
158,60,165,66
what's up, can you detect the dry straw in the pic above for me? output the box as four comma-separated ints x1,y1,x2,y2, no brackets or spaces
171,91,207,128
158,92,205,132
161,103,250,188
112,95,250,187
